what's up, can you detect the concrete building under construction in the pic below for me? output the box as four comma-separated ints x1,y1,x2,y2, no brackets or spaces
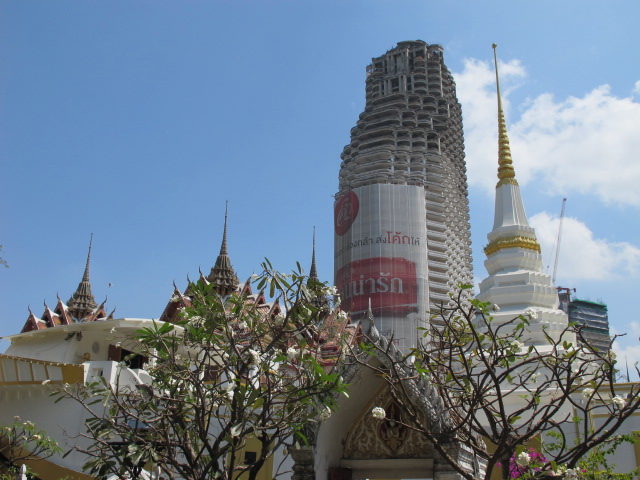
558,287,612,353
335,41,473,348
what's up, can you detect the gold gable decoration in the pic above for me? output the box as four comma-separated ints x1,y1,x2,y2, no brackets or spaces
343,389,432,460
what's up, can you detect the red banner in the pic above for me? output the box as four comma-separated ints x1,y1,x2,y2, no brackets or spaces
336,257,418,316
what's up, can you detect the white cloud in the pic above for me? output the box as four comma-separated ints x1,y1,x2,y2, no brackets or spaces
613,321,640,381
455,59,640,207
634,80,640,96
529,211,640,281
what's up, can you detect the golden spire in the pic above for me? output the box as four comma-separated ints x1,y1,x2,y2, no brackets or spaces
492,43,517,187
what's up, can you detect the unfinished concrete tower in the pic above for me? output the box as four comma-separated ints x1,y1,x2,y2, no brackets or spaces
335,41,473,340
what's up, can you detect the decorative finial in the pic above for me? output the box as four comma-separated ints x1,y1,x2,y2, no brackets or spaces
220,201,229,255
83,233,93,282
363,298,374,334
207,203,240,295
492,44,517,186
309,226,318,282
67,234,98,320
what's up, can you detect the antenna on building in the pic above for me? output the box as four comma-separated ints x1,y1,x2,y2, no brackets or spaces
552,197,567,284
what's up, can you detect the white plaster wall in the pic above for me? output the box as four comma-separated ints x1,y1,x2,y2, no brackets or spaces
0,385,103,474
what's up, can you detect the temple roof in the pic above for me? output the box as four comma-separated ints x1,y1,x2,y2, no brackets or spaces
67,234,99,319
206,203,240,296
20,235,111,334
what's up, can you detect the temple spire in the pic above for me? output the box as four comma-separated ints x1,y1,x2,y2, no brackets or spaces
483,44,541,257
67,234,98,320
207,203,240,296
82,232,93,282
492,43,517,187
220,201,229,256
309,226,318,282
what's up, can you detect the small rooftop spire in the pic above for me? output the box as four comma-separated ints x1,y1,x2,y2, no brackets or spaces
492,44,517,187
82,233,93,282
67,234,98,320
309,226,318,282
220,201,229,256
207,203,240,296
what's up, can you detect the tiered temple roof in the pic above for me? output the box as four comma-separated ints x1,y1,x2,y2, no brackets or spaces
20,236,111,333
206,204,240,296
158,212,357,368
159,208,244,323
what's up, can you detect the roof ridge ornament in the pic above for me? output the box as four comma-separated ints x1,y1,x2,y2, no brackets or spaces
492,44,518,187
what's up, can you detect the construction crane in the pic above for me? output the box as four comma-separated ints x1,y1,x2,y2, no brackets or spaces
552,197,567,284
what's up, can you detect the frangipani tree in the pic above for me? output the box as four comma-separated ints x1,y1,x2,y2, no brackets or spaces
357,286,640,480
0,417,61,480
60,262,351,480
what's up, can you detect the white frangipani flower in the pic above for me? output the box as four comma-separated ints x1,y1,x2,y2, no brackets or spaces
286,347,299,360
319,406,332,421
581,388,595,400
247,349,261,366
337,311,348,321
612,395,627,409
565,468,580,480
371,407,386,420
515,451,531,467
523,308,538,320
492,304,500,312
323,286,338,296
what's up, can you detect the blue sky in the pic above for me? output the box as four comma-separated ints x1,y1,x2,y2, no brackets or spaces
2,1,640,364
